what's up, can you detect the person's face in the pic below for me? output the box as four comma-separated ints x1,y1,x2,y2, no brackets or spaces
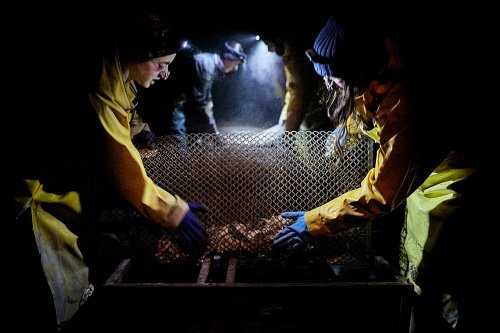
323,75,345,90
130,53,177,88
223,59,242,73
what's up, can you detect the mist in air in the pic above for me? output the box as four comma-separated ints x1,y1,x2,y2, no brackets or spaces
214,41,286,132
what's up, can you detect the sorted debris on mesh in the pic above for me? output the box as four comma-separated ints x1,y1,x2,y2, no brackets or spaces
155,215,289,264
105,132,373,266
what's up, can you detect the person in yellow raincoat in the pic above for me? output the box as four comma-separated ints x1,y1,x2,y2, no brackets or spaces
12,8,208,330
273,12,483,332
261,27,332,132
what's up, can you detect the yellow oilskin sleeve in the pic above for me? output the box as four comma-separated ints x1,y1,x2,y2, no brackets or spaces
90,52,187,228
23,179,89,325
304,81,443,237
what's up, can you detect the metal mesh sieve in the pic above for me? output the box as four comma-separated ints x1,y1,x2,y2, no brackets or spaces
106,131,374,265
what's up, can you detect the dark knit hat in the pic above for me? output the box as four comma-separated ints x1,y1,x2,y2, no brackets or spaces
307,15,388,85
222,41,247,62
119,10,181,63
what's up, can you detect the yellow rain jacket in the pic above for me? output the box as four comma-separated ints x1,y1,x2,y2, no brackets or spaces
15,50,188,325
304,79,429,235
304,76,479,296
278,40,331,131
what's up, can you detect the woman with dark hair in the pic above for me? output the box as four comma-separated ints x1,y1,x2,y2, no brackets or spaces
273,13,482,332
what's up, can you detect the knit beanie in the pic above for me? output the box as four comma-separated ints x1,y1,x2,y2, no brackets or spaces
119,10,181,63
309,15,388,85
222,41,247,62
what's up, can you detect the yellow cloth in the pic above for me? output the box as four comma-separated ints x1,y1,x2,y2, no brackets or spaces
16,49,187,325
303,76,478,297
90,51,187,228
19,179,88,325
305,80,426,235
402,152,476,294
278,40,329,131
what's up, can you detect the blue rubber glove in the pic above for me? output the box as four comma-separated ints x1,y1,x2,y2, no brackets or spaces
132,129,156,149
178,202,208,254
273,212,312,252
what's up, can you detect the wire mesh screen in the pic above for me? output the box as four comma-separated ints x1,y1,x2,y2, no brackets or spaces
108,131,373,265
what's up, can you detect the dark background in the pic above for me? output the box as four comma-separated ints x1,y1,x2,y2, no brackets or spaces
8,4,333,132
9,3,415,132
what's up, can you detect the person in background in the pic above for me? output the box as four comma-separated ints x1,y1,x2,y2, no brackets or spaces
261,29,331,132
273,13,483,332
12,8,208,330
140,40,247,135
